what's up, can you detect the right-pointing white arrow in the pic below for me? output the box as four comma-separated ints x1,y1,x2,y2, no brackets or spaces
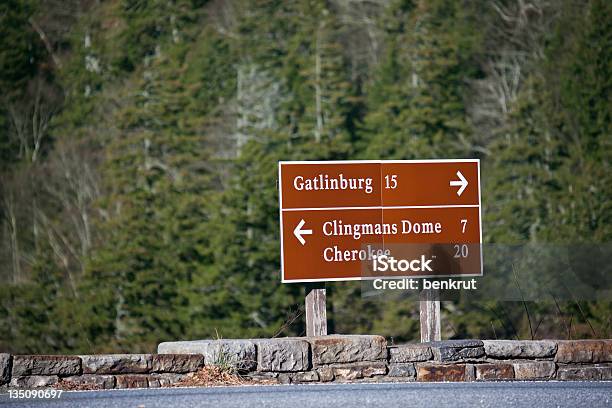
293,219,313,245
449,170,468,196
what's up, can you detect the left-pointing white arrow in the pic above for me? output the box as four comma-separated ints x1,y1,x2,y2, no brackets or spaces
293,219,313,245
449,170,468,196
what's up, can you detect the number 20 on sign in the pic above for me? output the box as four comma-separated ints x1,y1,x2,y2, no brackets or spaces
278,160,483,283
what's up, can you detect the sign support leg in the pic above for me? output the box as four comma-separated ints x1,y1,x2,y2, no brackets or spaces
419,288,441,342
305,283,327,336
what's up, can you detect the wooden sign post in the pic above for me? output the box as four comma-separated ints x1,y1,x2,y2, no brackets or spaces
419,288,441,342
278,160,482,340
305,283,327,336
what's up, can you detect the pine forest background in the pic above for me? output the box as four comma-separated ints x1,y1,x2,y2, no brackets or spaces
0,0,610,353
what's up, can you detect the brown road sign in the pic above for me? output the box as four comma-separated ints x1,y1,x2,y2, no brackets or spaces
279,160,482,283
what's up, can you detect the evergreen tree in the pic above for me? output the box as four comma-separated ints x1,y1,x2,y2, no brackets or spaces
363,0,482,159
83,36,217,351
481,0,612,339
0,0,41,95
486,0,611,245
1,0,610,352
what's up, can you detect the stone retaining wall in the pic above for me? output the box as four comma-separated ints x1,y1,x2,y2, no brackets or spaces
1,337,610,389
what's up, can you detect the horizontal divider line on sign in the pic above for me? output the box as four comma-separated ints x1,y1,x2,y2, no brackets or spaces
282,204,480,211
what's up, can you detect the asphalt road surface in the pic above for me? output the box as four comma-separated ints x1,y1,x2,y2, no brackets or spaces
1,382,611,408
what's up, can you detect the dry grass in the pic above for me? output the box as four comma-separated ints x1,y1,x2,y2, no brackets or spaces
173,366,244,387
173,366,276,387
54,380,103,391
51,366,277,391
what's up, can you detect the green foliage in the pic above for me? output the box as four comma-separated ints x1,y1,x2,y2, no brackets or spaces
80,41,221,351
0,0,43,166
486,0,611,244
0,0,610,353
0,0,41,94
363,0,481,159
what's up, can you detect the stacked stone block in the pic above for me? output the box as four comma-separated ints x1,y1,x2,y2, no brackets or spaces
1,338,610,389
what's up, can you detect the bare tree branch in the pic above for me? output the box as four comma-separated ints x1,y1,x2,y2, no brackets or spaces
29,17,62,69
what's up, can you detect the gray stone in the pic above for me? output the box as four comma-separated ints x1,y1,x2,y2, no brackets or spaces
475,363,514,380
513,361,556,380
244,372,279,383
317,367,334,382
11,355,81,376
429,340,483,348
0,354,10,385
205,340,257,371
148,377,162,388
151,354,204,373
601,366,612,380
80,354,152,374
389,345,433,363
388,363,416,378
257,338,310,372
555,340,612,363
331,361,387,380
425,340,484,362
277,373,292,384
483,340,557,359
10,375,59,388
556,365,612,381
309,335,387,365
332,367,361,381
115,375,150,388
291,371,319,383
148,373,186,387
464,364,476,381
61,375,116,389
362,362,388,377
245,371,278,379
158,340,209,354
158,340,256,372
426,340,485,362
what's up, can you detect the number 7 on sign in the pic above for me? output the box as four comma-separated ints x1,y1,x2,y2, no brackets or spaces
461,219,467,233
